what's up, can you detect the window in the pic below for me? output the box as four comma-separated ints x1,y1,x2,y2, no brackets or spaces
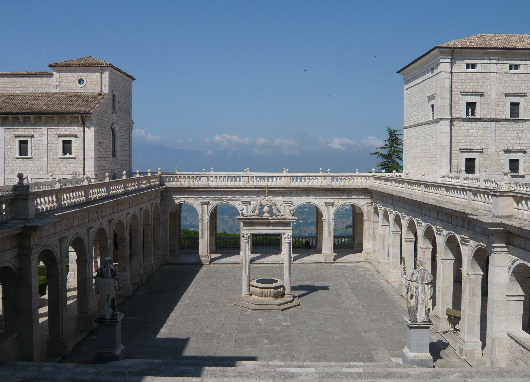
77,77,86,87
430,104,435,120
466,102,477,117
62,139,73,156
466,63,477,70
111,128,117,157
112,93,117,113
510,102,520,118
18,139,29,157
509,159,520,174
509,64,519,71
465,158,476,174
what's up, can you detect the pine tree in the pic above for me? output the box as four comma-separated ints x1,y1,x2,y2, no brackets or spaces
371,127,403,172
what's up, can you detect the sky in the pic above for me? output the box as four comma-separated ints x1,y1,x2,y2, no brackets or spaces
2,1,529,172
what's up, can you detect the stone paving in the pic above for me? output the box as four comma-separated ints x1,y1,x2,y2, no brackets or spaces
64,263,463,367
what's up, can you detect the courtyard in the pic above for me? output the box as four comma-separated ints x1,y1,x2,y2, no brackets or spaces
66,263,454,365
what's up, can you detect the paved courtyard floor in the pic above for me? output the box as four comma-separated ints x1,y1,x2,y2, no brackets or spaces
64,263,460,366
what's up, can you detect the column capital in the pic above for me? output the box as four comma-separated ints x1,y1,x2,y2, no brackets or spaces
460,235,470,246
324,201,334,207
200,200,210,206
434,225,444,235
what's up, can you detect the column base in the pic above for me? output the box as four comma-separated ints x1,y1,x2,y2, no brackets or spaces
95,313,125,362
322,253,335,262
47,338,70,357
199,253,211,265
457,338,483,359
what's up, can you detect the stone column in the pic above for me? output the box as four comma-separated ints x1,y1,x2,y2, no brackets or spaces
321,202,334,262
129,225,143,289
403,237,416,278
66,247,77,290
388,228,402,286
353,208,363,251
379,218,389,265
17,228,40,361
198,201,210,264
283,233,292,295
142,221,154,275
209,206,217,253
241,233,251,295
159,200,170,264
433,226,445,319
362,204,372,261
437,255,454,332
457,272,484,359
485,228,511,367
316,208,323,252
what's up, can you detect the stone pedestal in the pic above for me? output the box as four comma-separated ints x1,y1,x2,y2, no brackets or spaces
402,319,433,368
95,313,125,362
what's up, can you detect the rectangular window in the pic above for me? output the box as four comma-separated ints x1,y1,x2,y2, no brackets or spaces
430,104,435,120
62,139,73,156
466,102,477,117
465,158,476,174
111,128,117,157
112,93,117,113
466,63,477,70
18,139,29,157
510,102,520,118
509,64,519,71
509,159,520,174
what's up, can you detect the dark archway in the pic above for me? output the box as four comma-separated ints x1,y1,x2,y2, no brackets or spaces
209,203,240,262
0,265,20,361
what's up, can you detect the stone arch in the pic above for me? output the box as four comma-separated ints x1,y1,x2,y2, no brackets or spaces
0,264,20,360
422,225,437,310
92,226,109,272
292,202,323,255
66,235,91,334
208,202,241,257
168,201,199,261
443,233,463,313
403,218,418,276
333,202,364,254
388,213,403,285
507,261,530,335
38,248,63,357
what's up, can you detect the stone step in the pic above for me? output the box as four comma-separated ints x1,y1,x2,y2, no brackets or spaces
2,360,530,381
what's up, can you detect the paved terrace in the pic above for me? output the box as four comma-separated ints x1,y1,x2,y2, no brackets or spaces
64,263,465,367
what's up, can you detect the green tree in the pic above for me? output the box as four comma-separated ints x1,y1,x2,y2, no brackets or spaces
371,127,403,172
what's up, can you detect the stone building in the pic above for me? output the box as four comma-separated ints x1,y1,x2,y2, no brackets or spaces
398,34,530,179
0,57,135,185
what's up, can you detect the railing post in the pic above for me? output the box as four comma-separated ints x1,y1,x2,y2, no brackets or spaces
491,174,515,218
11,173,35,220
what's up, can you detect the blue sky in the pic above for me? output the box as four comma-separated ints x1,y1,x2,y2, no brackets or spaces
2,1,529,172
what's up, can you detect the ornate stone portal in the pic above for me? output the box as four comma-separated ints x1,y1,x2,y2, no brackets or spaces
232,197,300,311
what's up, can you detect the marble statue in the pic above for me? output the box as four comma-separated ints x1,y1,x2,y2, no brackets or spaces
94,257,121,320
405,260,433,323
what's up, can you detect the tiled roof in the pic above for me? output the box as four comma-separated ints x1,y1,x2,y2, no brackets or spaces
49,56,135,80
0,92,106,115
438,34,530,49
398,34,530,73
0,72,53,76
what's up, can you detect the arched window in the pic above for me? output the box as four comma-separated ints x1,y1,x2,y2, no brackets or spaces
111,127,117,158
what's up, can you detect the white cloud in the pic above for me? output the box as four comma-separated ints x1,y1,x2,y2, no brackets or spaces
134,129,381,156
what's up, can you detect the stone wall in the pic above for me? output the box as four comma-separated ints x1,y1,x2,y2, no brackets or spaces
0,73,53,93
401,49,530,178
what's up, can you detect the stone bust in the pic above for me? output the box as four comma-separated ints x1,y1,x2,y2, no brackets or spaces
94,257,121,320
405,260,433,323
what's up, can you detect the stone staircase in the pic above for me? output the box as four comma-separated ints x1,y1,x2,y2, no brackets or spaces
2,359,530,381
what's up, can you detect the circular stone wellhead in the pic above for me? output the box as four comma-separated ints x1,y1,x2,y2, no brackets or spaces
250,278,285,298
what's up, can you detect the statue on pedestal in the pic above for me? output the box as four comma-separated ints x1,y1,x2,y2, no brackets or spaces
94,257,121,320
405,260,433,323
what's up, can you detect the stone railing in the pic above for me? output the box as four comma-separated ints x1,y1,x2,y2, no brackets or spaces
33,174,162,215
0,172,163,224
161,171,372,188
